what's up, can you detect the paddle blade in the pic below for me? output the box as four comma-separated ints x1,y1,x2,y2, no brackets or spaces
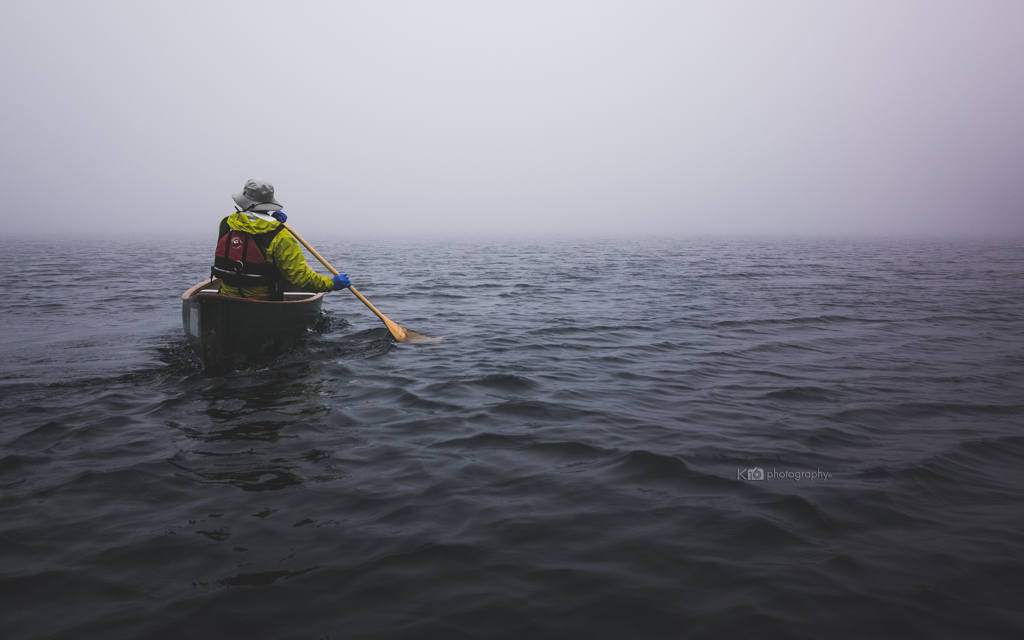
399,329,443,344
382,317,442,344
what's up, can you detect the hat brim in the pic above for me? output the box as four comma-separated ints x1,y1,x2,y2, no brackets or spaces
233,191,283,212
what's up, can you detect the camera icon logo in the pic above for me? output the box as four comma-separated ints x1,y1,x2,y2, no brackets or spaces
738,467,765,481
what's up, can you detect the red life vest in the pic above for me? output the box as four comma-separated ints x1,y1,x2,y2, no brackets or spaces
211,217,285,299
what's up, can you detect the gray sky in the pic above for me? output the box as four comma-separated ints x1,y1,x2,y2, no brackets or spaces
2,0,1023,237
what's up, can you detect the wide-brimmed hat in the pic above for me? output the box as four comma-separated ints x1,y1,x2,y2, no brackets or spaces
232,179,283,212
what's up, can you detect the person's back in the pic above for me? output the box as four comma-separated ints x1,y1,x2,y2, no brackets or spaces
212,179,350,299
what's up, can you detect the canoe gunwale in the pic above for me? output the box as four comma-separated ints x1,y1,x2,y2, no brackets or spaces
181,278,326,306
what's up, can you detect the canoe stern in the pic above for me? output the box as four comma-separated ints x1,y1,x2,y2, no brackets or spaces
181,279,326,371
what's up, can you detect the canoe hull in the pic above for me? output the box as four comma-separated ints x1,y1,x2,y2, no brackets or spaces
181,279,325,371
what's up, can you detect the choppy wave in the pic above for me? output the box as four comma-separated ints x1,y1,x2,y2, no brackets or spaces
1,236,1022,639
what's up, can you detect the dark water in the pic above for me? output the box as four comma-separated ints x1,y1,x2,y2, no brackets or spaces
2,235,1022,639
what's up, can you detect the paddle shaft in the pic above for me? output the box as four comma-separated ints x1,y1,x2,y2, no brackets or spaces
281,223,399,331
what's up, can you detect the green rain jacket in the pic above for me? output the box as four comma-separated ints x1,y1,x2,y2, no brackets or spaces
217,212,335,298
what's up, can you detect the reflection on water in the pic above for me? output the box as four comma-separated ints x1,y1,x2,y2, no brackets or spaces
163,328,372,493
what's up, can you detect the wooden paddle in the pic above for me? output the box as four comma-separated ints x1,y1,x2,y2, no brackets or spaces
283,223,440,344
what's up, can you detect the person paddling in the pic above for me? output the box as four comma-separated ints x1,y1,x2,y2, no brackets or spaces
212,179,350,300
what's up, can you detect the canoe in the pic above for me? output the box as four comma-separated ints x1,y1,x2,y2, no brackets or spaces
181,278,326,370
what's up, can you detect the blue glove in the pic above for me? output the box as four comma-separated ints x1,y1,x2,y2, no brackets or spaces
332,273,351,290
272,210,287,223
